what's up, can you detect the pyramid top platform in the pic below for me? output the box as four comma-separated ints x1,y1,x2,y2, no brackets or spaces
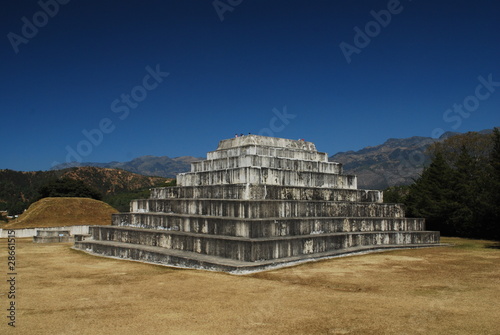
216,135,317,152
178,135,355,188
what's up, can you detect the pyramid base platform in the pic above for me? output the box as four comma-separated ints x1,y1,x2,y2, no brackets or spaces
74,239,445,274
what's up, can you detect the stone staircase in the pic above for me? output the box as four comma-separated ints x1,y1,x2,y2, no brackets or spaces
74,135,440,273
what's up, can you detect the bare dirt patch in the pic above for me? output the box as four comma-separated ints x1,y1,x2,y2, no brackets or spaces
0,237,498,334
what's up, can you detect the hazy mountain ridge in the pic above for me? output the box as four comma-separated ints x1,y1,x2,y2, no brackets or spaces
52,156,201,178
330,130,492,189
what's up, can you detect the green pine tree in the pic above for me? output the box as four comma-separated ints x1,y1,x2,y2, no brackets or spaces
485,128,500,239
449,145,482,237
406,151,459,236
406,129,500,240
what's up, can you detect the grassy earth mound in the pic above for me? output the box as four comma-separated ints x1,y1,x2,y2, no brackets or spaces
2,197,118,229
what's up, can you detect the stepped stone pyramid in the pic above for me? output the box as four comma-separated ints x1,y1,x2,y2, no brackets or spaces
75,135,440,273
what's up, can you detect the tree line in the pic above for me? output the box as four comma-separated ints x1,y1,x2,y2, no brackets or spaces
385,129,500,241
0,168,170,216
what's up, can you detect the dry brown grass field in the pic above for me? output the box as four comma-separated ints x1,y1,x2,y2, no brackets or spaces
1,237,498,334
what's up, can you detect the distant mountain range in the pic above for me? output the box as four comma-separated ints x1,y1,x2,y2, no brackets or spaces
330,136,436,190
49,128,496,190
331,129,494,189
52,155,201,178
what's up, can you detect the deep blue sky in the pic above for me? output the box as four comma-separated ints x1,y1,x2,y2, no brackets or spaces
1,0,499,171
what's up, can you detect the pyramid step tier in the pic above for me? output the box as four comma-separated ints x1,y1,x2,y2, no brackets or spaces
75,239,442,273
81,226,440,262
191,154,342,174
216,136,319,152
113,213,425,238
150,185,382,202
130,199,405,218
207,143,328,162
178,167,356,188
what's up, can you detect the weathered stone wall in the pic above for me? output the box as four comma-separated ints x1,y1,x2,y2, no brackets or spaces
207,145,328,162
216,135,317,151
33,230,74,243
150,185,381,202
85,226,439,262
178,167,357,188
191,155,341,174
112,213,425,238
1,225,90,238
130,199,404,218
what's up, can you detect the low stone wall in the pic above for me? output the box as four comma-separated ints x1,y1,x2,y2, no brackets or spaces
33,230,74,243
0,226,90,238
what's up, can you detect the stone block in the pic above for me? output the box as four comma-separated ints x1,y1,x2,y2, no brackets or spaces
33,230,74,243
